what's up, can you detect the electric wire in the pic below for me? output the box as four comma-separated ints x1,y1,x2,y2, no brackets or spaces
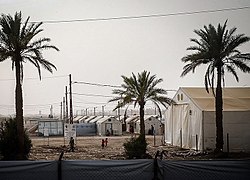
0,75,68,81
30,6,250,24
73,81,121,88
72,92,114,98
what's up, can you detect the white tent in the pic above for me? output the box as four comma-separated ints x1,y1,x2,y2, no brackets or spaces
134,115,162,135
96,116,122,136
165,87,250,152
125,115,139,132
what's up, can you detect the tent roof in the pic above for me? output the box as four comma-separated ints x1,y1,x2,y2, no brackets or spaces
96,116,118,124
181,87,250,111
89,116,104,123
134,115,158,122
84,116,96,122
125,115,139,123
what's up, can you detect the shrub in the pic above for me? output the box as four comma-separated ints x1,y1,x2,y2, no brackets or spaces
123,135,148,159
0,118,32,160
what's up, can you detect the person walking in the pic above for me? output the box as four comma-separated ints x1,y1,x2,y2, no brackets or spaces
101,139,105,149
69,137,75,152
105,138,108,147
151,125,155,135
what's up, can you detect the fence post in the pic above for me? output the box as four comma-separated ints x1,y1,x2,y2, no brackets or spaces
196,134,198,151
58,151,64,180
180,129,182,148
153,151,160,180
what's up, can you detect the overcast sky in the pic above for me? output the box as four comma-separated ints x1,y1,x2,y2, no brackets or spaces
0,0,250,116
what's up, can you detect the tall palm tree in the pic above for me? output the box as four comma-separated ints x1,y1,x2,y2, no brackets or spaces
109,71,173,141
0,12,59,159
181,21,250,153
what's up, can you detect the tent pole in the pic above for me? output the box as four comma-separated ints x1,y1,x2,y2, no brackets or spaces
227,133,229,155
196,134,198,151
171,105,174,145
202,111,205,153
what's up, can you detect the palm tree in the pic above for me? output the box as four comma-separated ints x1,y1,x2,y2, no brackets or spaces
181,21,250,153
0,12,59,159
109,70,173,141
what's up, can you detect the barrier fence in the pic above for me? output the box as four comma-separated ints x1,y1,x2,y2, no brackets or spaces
0,158,249,180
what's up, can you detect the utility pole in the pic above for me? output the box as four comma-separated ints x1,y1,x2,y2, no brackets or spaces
69,74,73,124
118,101,120,121
63,97,65,121
85,108,88,116
102,105,105,117
65,86,68,123
60,101,62,120
50,105,53,118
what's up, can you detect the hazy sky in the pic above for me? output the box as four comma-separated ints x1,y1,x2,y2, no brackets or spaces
0,0,250,115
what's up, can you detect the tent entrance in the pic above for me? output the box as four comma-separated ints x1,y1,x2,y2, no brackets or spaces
105,123,113,135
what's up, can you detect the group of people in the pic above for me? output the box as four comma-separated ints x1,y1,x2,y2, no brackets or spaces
68,125,157,152
68,137,109,152
101,138,108,149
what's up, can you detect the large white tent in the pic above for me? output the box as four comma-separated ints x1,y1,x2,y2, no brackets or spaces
165,87,250,152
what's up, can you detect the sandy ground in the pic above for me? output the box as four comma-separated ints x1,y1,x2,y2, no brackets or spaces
29,135,176,160
29,135,250,161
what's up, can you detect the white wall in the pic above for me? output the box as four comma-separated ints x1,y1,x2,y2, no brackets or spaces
204,111,250,152
97,118,122,136
134,117,162,135
165,88,203,150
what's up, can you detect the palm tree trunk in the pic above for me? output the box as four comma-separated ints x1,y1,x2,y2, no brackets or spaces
15,60,25,160
139,103,145,140
215,67,224,152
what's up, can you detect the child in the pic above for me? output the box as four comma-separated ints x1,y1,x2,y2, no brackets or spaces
105,138,108,147
101,139,105,149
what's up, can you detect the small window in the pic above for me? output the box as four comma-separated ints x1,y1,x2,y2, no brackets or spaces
177,94,180,101
180,94,183,100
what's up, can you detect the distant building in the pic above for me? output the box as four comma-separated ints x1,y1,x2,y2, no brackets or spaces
125,115,139,132
134,115,162,135
96,116,122,136
76,123,96,136
36,118,64,136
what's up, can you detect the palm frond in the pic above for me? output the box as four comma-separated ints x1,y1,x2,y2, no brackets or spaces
182,20,250,96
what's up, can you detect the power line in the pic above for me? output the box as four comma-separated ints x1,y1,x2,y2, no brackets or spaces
72,92,114,98
0,102,60,107
0,75,68,81
72,96,109,105
31,6,250,24
73,81,122,88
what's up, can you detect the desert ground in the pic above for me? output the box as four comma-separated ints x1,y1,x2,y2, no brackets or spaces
29,135,250,161
29,135,167,160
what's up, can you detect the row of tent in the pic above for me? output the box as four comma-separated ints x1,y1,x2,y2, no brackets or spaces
73,115,164,135
26,114,163,137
